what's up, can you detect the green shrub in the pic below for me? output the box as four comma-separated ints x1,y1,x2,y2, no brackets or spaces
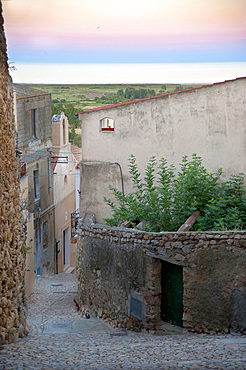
104,154,246,232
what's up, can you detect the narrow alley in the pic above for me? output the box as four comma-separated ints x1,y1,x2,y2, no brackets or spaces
0,273,246,369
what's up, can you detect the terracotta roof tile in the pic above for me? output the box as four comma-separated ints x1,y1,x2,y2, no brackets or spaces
71,145,82,169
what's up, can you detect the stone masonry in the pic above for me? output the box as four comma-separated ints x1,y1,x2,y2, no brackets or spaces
0,3,28,345
77,222,246,334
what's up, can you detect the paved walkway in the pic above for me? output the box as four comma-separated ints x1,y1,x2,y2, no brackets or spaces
0,273,246,369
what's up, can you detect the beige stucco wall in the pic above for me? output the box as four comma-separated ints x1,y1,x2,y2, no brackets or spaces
79,78,246,223
52,114,77,271
54,191,76,272
53,150,76,205
52,114,69,148
80,162,122,224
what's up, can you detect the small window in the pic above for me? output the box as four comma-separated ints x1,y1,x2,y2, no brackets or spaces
31,109,38,138
33,169,40,200
100,117,115,131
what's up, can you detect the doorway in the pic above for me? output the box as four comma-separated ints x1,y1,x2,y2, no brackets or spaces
161,260,184,327
63,227,70,267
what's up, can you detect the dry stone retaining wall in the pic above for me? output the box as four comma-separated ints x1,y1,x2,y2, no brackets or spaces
77,222,246,334
0,3,28,345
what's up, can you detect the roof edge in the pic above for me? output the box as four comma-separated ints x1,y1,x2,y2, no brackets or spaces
76,76,246,116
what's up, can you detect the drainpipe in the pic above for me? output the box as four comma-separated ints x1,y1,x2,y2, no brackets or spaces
48,151,52,193
113,162,124,197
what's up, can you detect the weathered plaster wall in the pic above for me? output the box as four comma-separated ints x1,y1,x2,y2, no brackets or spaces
0,4,28,344
52,114,77,271
80,162,123,224
26,155,55,274
52,113,69,148
53,151,76,205
16,94,52,149
27,155,53,214
55,191,76,272
79,78,246,222
77,223,246,334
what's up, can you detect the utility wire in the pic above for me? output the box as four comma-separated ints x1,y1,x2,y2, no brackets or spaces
21,157,80,164
24,173,79,178
19,147,81,155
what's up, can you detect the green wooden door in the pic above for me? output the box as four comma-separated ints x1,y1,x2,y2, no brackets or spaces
161,261,184,327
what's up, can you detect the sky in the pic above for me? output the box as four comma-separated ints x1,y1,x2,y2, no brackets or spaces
2,0,246,83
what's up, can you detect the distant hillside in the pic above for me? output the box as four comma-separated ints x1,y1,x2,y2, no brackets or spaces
25,83,202,112
25,83,202,148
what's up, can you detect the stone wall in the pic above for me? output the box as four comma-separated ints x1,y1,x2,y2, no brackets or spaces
0,4,28,345
77,222,246,334
16,93,52,149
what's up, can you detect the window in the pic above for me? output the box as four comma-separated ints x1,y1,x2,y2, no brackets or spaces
20,162,26,179
42,221,48,251
31,109,38,138
63,119,66,145
33,169,40,200
100,117,115,131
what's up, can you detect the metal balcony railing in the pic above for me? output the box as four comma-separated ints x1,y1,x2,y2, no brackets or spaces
71,209,79,238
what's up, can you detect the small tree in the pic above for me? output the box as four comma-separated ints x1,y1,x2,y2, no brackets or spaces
104,154,246,232
171,154,222,230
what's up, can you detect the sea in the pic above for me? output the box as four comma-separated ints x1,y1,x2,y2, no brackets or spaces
9,62,246,85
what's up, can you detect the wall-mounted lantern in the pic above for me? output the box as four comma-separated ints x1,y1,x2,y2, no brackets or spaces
33,205,42,219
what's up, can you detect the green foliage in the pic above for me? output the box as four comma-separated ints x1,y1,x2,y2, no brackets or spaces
196,173,246,231
174,85,184,92
52,102,81,127
121,87,156,100
159,85,167,94
104,154,246,232
93,87,157,107
73,135,82,148
26,84,202,116
21,242,32,254
68,124,81,147
171,154,222,229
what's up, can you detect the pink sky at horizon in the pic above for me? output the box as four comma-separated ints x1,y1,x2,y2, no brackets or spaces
2,0,246,64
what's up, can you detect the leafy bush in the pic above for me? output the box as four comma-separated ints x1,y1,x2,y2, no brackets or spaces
104,154,246,232
52,102,81,127
196,173,246,231
69,124,81,147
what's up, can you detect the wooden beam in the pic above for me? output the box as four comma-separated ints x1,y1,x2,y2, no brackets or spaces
177,210,201,232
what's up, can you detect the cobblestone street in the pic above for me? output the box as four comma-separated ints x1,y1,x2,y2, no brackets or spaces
0,273,246,369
